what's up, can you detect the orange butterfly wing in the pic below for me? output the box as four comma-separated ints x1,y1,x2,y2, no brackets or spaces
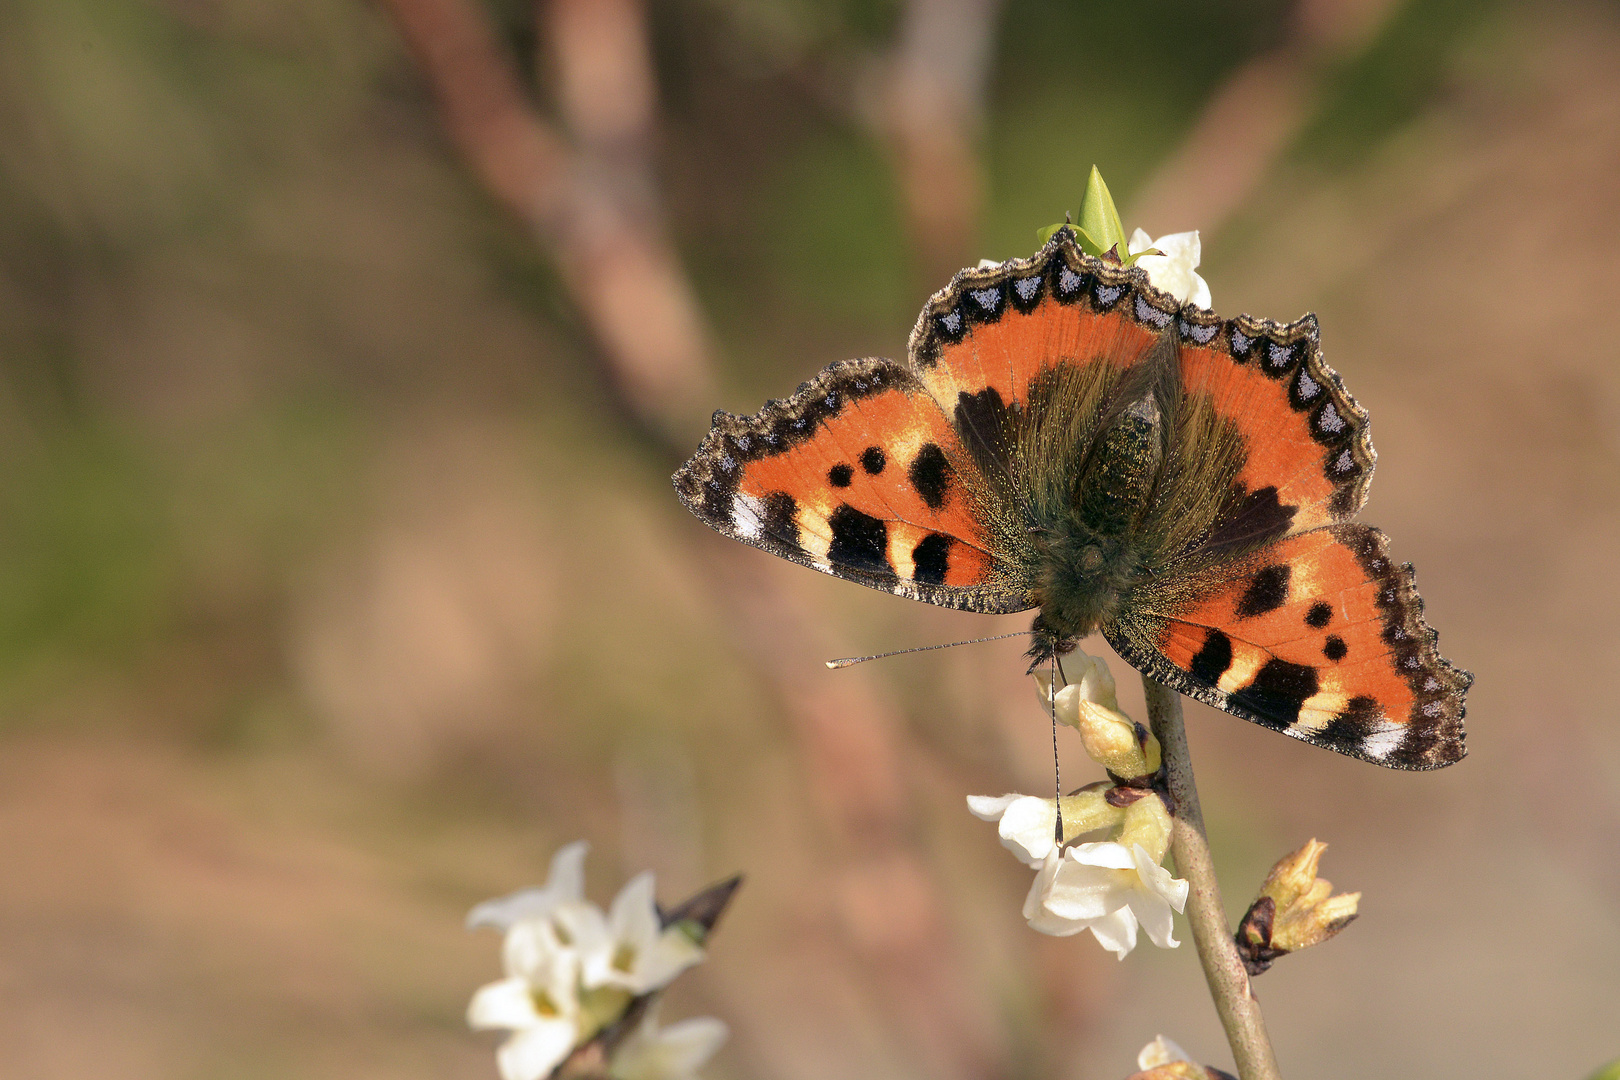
673,358,1031,612
1108,525,1469,769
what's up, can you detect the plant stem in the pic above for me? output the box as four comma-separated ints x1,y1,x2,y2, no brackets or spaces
1142,676,1282,1080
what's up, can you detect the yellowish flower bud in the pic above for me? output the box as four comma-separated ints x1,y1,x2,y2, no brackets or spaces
1073,699,1162,779
1056,786,1127,844
1236,839,1360,974
1115,792,1173,865
1127,1036,1235,1080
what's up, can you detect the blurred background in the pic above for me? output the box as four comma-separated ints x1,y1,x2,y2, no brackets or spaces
1,0,1618,1076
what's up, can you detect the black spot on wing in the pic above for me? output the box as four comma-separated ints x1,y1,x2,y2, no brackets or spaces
860,446,886,475
1236,565,1291,619
911,533,952,585
1228,326,1256,361
828,463,853,488
1260,337,1303,380
1230,659,1320,728
934,306,967,345
1009,273,1045,312
1323,635,1348,662
1305,601,1334,628
1316,695,1383,754
1200,484,1296,558
1190,629,1234,686
953,386,1016,482
964,282,1006,325
1050,260,1090,304
827,505,890,574
762,492,800,548
1091,278,1126,311
1289,366,1326,410
908,442,953,510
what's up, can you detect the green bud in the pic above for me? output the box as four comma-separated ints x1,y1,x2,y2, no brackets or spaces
1076,165,1129,261
1035,167,1164,266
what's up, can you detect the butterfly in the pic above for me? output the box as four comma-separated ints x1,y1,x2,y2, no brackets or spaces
673,231,1470,769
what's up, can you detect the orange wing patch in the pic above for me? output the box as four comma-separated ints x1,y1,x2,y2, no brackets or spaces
673,357,1031,613
1178,309,1375,538
1114,525,1468,769
907,242,1160,417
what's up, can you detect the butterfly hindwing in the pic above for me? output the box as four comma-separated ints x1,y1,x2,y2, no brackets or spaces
673,357,1033,613
1107,524,1469,769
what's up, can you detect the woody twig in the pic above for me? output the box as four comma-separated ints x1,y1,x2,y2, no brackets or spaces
1142,676,1283,1080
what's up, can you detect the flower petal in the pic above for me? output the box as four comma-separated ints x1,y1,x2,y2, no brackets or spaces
628,928,707,992
468,977,541,1031
1067,841,1138,870
1126,886,1178,949
613,1012,729,1080
467,841,591,930
1187,273,1212,310
608,872,663,953
502,919,565,980
1043,854,1128,922
1138,1035,1196,1070
997,796,1059,866
1132,845,1190,913
966,793,1022,821
1086,906,1139,959
497,1021,578,1080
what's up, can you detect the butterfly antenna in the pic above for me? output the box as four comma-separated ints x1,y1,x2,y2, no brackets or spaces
826,632,1024,669
1050,654,1064,845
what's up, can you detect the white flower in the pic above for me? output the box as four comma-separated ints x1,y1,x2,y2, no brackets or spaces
468,918,586,1080
1129,228,1212,310
556,872,706,994
468,840,590,930
1024,841,1189,958
1138,1034,1198,1071
610,1003,728,1080
968,794,1060,867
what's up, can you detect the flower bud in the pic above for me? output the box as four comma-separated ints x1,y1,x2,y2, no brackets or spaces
1075,699,1161,778
1115,791,1173,866
1235,839,1360,975
1127,1035,1236,1080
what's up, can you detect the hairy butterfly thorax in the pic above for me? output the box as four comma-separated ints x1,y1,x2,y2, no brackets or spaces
674,231,1472,770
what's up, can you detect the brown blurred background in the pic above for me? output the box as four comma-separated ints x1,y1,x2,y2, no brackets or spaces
0,0,1617,1077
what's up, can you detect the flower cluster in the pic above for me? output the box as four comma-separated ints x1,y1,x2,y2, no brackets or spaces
970,650,1188,959
466,842,729,1080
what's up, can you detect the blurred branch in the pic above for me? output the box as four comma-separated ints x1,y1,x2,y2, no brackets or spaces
1127,0,1406,237
379,2,1006,1076
875,0,1005,283
381,0,715,441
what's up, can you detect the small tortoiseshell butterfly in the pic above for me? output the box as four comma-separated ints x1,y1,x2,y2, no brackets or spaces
674,232,1470,769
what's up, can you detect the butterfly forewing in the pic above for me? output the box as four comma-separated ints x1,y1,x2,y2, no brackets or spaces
673,357,1032,613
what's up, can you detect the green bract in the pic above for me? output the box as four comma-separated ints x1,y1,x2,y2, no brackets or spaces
1036,166,1157,265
